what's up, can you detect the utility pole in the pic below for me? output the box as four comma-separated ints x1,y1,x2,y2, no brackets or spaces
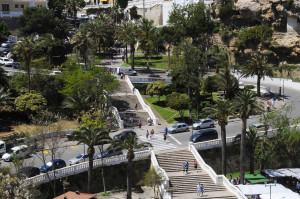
143,0,145,18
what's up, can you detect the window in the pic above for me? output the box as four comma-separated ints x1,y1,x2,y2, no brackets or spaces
20,5,24,9
37,5,43,7
2,4,9,11
15,4,19,8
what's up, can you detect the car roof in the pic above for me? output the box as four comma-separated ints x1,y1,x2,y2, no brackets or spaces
53,159,64,162
196,129,217,134
11,145,28,150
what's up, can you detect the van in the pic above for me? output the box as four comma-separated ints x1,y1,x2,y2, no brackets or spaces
117,66,137,76
2,145,29,162
189,129,218,143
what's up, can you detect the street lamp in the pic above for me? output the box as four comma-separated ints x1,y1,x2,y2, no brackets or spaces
265,179,277,199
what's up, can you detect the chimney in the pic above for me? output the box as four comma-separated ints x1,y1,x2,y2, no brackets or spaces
76,191,80,195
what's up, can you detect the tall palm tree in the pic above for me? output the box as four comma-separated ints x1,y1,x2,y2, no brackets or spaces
72,30,93,65
139,18,156,56
233,90,263,184
11,36,37,92
38,33,60,65
62,92,91,116
234,127,263,174
109,134,152,199
242,55,273,97
0,67,9,89
203,100,234,175
65,0,86,19
69,126,111,193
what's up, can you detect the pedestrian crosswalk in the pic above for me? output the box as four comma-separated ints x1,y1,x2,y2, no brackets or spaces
138,133,177,152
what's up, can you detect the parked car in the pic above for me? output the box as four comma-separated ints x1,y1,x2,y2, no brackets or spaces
192,118,214,130
17,166,40,178
247,123,265,132
190,129,218,143
113,130,137,141
69,153,90,165
117,66,137,76
95,149,123,159
12,62,23,69
0,57,13,67
49,70,62,76
1,48,10,56
40,159,66,172
148,74,160,78
1,145,29,162
168,123,189,134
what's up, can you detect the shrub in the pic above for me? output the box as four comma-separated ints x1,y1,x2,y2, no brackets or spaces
14,92,47,114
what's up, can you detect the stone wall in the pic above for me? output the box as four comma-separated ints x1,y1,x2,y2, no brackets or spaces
137,4,163,25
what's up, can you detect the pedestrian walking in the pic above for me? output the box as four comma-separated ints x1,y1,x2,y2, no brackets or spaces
164,132,167,142
297,182,300,193
266,101,270,112
182,163,186,174
197,182,201,196
121,73,123,79
132,86,135,93
123,74,126,80
150,129,154,140
272,98,275,107
130,114,134,122
135,103,138,112
110,59,113,65
185,162,189,174
165,127,168,134
199,184,205,197
146,130,149,140
138,120,142,128
194,160,198,171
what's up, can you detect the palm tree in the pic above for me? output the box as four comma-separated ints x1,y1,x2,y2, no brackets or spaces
139,18,156,56
109,134,152,199
65,0,86,19
38,33,60,65
242,55,273,97
62,92,91,116
0,67,9,89
0,87,11,106
72,30,93,65
69,126,111,193
233,90,263,184
234,127,263,174
203,100,234,175
11,36,37,92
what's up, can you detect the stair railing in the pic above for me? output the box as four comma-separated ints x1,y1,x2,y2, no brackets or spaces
189,144,247,199
125,76,158,125
150,149,171,199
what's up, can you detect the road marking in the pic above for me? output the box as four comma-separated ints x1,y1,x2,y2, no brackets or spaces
139,135,177,151
168,134,182,145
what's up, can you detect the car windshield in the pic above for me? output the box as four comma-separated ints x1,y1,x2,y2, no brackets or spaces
46,162,53,167
4,59,9,61
76,154,82,159
171,124,179,128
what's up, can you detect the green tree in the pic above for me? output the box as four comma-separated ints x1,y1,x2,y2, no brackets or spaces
139,19,156,56
72,30,94,65
138,168,164,198
216,0,234,23
14,92,47,113
109,134,152,199
129,6,141,21
166,92,190,119
234,127,264,174
146,81,169,101
115,22,132,63
215,73,239,99
233,90,263,183
48,0,66,18
0,88,12,107
12,36,38,92
202,76,215,100
0,67,9,89
69,126,111,193
203,100,233,175
0,21,10,43
242,55,273,97
117,0,128,9
65,0,86,19
38,33,62,65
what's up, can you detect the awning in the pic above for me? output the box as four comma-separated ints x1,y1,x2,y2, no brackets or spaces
263,168,300,180
248,178,271,184
245,174,271,184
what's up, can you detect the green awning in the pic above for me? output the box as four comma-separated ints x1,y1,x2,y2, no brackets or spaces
245,174,266,179
245,174,271,184
247,178,271,184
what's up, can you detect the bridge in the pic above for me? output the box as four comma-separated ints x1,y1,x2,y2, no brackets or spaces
129,76,172,84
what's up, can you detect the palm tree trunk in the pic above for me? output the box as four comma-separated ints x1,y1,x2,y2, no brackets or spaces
249,148,254,174
257,75,261,97
101,145,106,192
221,124,227,175
167,47,170,68
240,118,247,184
26,60,31,92
127,158,133,199
126,45,128,63
131,50,135,70
88,148,94,193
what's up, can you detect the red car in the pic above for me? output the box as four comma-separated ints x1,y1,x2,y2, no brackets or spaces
148,74,160,78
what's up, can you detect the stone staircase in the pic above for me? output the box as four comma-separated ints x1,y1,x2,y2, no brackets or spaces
156,149,237,199
111,78,149,128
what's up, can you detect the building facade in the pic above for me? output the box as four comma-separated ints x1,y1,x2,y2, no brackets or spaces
0,0,48,17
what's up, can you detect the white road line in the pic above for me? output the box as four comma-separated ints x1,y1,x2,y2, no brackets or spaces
168,134,182,145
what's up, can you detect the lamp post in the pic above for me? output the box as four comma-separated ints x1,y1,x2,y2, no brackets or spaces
265,179,277,199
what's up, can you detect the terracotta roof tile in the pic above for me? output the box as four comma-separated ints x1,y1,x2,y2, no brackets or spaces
53,191,97,199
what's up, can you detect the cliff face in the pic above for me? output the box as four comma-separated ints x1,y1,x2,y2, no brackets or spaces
235,0,287,32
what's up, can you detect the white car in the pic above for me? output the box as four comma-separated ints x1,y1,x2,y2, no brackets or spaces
0,57,13,67
192,118,214,130
2,145,29,162
247,123,265,132
49,70,62,76
69,153,90,165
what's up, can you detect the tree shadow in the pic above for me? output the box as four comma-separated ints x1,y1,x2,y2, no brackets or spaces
152,100,167,107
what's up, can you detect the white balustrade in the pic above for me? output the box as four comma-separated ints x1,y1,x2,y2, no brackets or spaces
111,106,124,129
125,76,159,125
25,150,151,186
189,144,247,199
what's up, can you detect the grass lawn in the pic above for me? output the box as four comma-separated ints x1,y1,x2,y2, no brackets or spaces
123,55,169,70
226,170,270,178
145,95,189,124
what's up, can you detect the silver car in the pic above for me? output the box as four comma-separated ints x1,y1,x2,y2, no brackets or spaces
69,153,90,165
168,123,189,134
192,119,214,130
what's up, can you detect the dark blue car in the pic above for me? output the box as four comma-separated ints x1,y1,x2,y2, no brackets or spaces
40,159,66,172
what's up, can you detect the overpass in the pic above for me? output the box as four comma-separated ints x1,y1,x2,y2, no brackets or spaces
129,76,172,84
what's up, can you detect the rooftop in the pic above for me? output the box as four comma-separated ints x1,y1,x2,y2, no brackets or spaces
53,191,96,199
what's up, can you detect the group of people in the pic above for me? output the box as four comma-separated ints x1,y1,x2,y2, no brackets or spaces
266,98,275,112
228,175,241,185
183,160,198,174
146,129,155,140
